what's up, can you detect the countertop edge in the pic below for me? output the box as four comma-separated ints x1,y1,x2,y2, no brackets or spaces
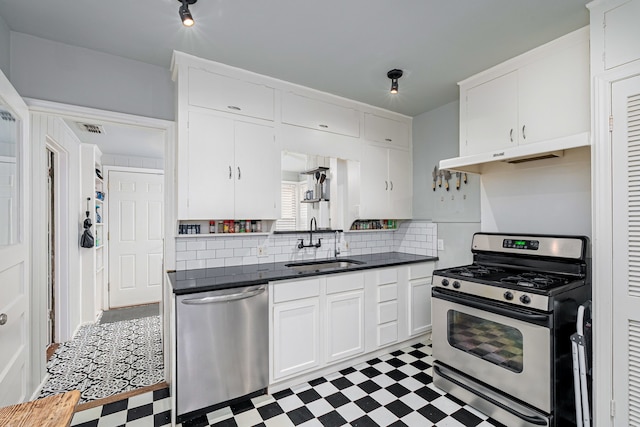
168,253,438,295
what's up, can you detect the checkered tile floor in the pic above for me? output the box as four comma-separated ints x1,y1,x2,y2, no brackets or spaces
70,342,506,427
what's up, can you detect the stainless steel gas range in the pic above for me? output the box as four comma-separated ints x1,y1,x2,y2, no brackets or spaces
431,233,590,427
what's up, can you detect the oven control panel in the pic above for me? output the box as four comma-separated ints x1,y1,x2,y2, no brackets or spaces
502,239,539,250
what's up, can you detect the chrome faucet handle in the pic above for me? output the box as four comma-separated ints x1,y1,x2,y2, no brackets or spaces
315,238,322,248
297,239,304,249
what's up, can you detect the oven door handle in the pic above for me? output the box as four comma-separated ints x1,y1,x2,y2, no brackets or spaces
433,364,548,426
432,287,550,325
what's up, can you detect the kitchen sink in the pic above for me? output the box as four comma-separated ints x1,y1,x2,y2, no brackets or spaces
285,259,365,273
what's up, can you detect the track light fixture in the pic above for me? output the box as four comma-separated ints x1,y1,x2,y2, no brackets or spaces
178,0,197,27
387,69,403,94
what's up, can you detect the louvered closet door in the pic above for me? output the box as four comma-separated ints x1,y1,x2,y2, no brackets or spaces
612,74,640,426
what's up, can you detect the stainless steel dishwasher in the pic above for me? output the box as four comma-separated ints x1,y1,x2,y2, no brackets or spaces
176,284,268,418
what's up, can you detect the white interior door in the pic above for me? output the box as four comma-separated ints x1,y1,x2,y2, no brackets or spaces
108,170,164,308
0,73,30,406
612,74,640,426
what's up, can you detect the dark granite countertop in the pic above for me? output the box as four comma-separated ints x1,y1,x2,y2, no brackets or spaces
168,252,438,295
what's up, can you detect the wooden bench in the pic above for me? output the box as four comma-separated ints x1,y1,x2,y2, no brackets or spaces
0,390,80,427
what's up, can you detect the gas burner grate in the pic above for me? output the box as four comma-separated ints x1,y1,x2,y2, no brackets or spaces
499,272,569,289
446,265,505,278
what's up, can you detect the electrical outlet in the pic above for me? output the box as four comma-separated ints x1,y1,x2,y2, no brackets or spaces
257,245,268,257
437,239,444,251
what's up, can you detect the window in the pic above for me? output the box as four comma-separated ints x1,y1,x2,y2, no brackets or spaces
276,181,308,231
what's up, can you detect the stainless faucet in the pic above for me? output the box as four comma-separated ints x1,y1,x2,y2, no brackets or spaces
297,217,322,249
334,230,341,258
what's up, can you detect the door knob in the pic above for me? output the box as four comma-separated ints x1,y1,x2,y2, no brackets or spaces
0,313,7,326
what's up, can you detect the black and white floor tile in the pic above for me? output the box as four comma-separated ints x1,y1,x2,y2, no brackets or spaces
40,316,164,403
70,342,506,427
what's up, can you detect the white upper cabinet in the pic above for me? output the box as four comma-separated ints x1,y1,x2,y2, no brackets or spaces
602,0,640,70
188,68,275,121
180,110,279,220
460,27,590,157
364,113,410,148
360,145,412,219
282,92,360,138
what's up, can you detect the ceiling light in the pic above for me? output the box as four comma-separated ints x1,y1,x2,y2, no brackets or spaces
178,0,197,27
387,69,403,94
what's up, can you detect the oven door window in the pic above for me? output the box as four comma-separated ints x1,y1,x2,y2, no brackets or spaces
447,310,523,373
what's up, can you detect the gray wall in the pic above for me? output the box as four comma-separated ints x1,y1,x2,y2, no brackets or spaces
412,101,480,267
0,14,9,78
9,32,173,121
412,101,480,223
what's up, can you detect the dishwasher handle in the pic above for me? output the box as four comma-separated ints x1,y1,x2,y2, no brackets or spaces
181,286,266,305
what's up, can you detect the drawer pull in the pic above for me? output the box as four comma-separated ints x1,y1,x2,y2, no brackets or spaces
385,138,392,142
318,124,329,129
227,105,242,111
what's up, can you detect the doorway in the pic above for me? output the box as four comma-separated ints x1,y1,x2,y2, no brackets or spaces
46,148,56,358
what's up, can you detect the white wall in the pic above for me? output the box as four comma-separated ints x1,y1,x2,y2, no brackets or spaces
9,32,173,121
102,154,164,170
31,114,83,358
0,14,9,78
480,146,591,236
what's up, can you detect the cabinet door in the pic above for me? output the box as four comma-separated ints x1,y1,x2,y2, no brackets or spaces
364,113,410,148
282,92,360,137
326,290,364,363
408,279,432,336
234,121,279,219
359,144,389,219
388,149,412,219
273,298,321,380
518,38,589,145
604,0,640,70
464,72,518,155
188,68,275,121
185,111,235,219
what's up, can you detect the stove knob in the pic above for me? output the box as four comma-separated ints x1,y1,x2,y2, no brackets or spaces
441,279,449,287
504,291,514,301
520,295,531,305
453,281,461,289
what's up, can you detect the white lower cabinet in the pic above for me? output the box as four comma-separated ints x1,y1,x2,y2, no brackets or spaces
270,263,433,385
407,263,434,337
272,298,321,380
325,291,364,363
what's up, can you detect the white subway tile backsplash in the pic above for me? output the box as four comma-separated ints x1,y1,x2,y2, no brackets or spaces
173,221,438,270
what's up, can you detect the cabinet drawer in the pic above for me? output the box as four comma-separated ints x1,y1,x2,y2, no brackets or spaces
378,301,398,324
409,263,434,280
378,283,398,302
326,273,364,295
273,278,321,303
377,322,398,347
364,113,409,148
188,68,275,121
282,92,360,137
374,268,397,285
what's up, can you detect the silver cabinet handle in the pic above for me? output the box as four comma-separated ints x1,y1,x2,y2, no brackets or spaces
237,167,241,180
390,181,393,191
319,124,329,129
385,138,392,142
522,125,526,140
227,105,241,111
181,286,266,304
229,166,232,179
385,181,388,190
509,128,514,142
0,313,7,326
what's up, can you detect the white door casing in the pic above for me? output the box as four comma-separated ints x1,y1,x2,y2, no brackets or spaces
108,170,164,308
0,71,30,406
612,74,640,426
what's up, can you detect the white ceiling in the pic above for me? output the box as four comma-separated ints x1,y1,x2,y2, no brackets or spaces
0,0,590,118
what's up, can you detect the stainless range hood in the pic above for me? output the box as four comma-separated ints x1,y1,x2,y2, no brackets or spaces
439,132,590,174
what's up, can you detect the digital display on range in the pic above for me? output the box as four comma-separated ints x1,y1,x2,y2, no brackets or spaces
503,239,539,250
